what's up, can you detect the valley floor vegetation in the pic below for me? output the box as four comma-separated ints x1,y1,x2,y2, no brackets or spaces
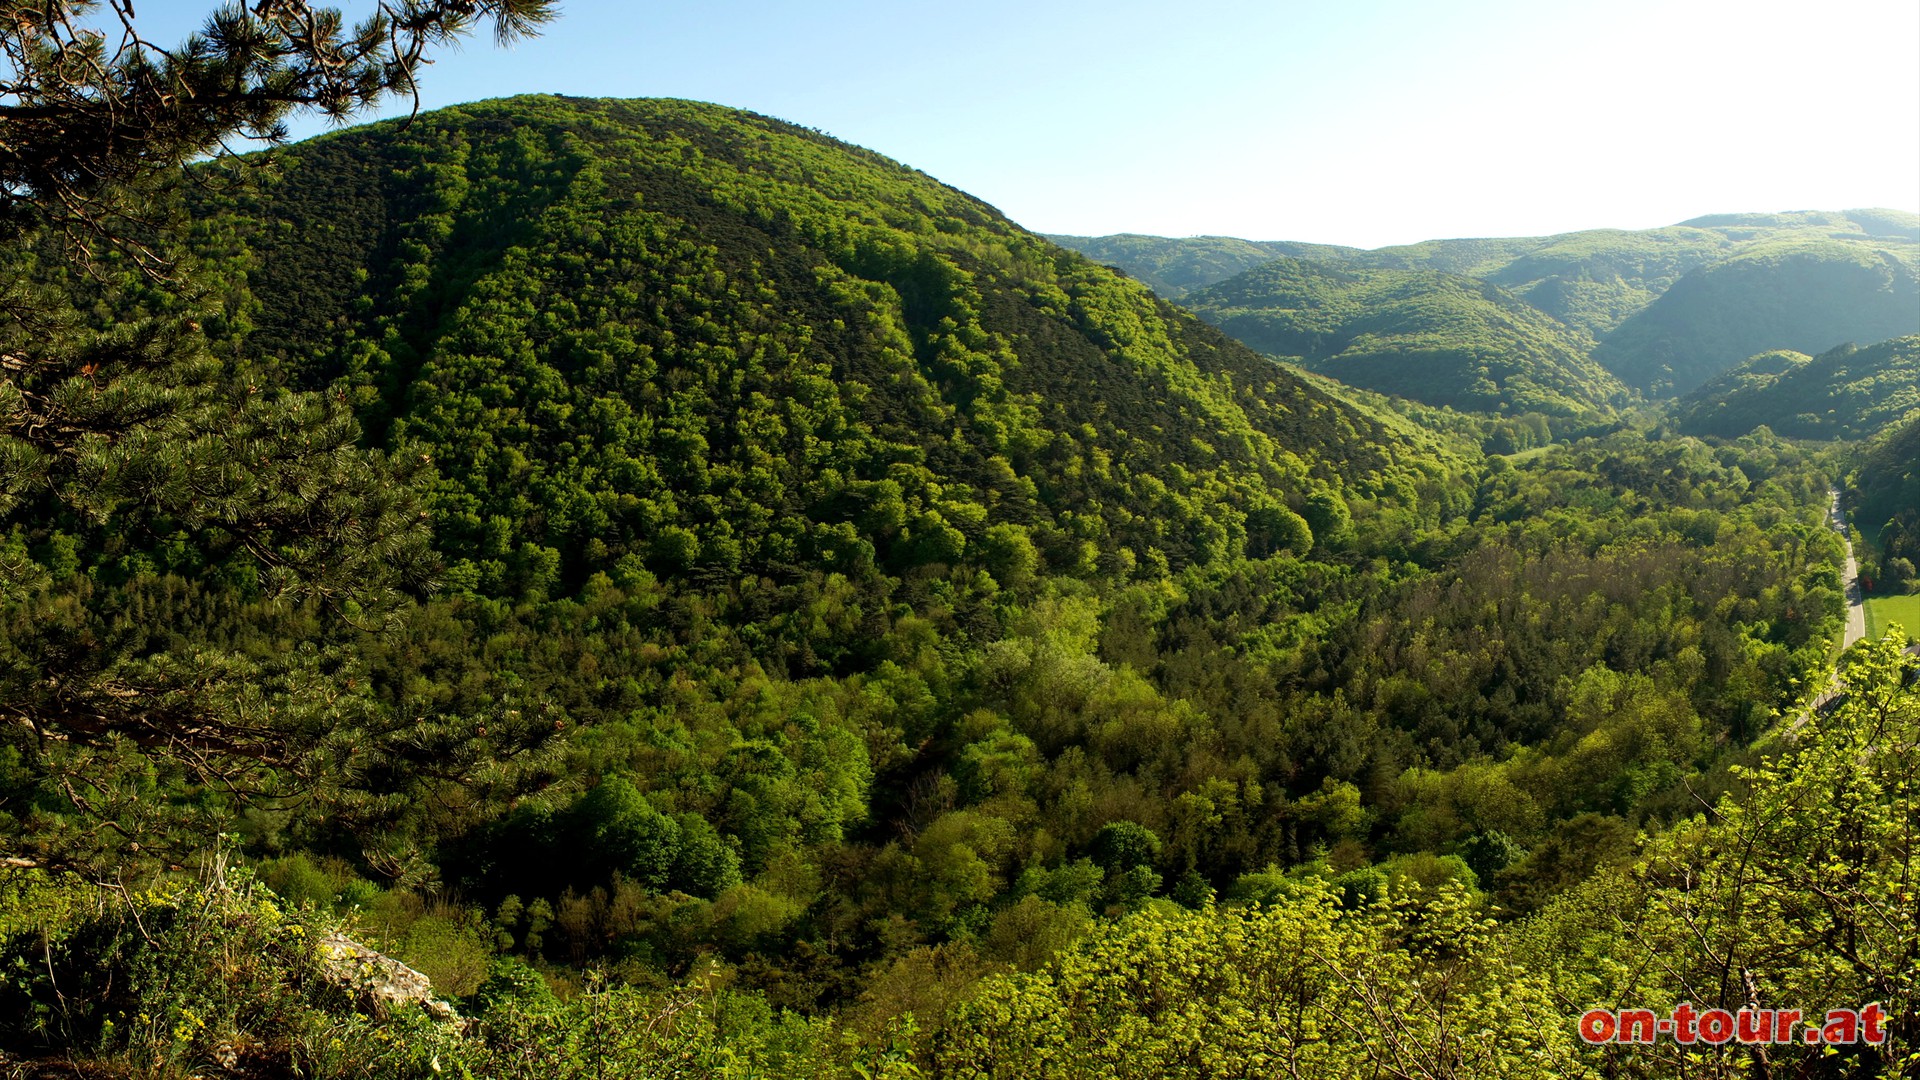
1,632,1913,1078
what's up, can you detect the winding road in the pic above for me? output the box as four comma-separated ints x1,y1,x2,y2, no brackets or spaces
1830,488,1867,649
1786,492,1914,734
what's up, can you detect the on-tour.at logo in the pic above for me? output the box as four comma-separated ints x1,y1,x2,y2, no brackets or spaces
1578,1003,1888,1047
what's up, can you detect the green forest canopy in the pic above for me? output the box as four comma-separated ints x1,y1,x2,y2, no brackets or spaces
1675,334,1920,442
1,87,1912,1078
1180,256,1632,419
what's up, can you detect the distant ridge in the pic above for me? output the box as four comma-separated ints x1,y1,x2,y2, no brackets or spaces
1673,335,1920,441
1677,209,1920,240
197,95,1467,597
1592,241,1919,396
1040,233,1359,298
1054,210,1920,401
1181,257,1630,418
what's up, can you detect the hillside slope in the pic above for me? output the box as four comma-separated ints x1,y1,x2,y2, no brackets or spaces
1041,233,1358,298
1673,335,1920,441
1852,415,1920,573
204,96,1465,600
1592,240,1920,396
1180,257,1631,418
1055,210,1920,336
0,95,1861,1060
1354,210,1920,339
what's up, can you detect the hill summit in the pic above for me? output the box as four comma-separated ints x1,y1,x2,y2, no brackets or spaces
204,95,1462,602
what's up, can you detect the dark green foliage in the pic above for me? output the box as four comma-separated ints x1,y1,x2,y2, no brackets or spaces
1181,257,1632,418
457,776,741,900
1456,829,1524,884
1,72,1898,1076
1088,821,1161,872
1852,415,1920,573
1674,335,1920,441
573,776,685,890
0,0,571,877
0,262,440,871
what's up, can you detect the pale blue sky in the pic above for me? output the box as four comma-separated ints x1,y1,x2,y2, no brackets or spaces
139,0,1920,248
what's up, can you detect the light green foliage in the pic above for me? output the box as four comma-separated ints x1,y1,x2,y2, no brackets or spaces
466,974,842,1080
1519,631,1920,1077
937,882,1587,1079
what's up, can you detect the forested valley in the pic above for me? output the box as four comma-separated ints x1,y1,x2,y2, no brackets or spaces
1,12,1917,1078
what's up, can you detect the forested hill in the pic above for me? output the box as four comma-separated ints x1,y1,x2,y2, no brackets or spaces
1040,233,1360,298
1346,210,1920,340
1055,211,1920,400
1852,414,1920,577
1179,257,1631,418
201,95,1466,600
1055,211,1920,336
1673,335,1920,441
7,88,1900,1076
1591,240,1920,396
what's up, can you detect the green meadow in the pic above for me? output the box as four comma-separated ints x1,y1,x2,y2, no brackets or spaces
1866,592,1920,641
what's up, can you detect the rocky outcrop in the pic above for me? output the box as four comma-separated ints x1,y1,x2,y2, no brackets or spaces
316,932,460,1022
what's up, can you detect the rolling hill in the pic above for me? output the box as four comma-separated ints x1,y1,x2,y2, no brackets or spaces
1040,233,1358,298
1180,257,1632,418
1055,211,1920,401
7,88,1892,1076
1591,240,1920,396
1349,211,1920,338
1055,211,1918,328
201,95,1467,600
1852,414,1920,576
1673,335,1920,441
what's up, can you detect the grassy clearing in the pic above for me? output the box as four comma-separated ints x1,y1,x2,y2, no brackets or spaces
1503,445,1557,463
1864,592,1920,641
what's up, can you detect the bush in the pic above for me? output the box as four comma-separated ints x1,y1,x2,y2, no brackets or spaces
0,871,464,1078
